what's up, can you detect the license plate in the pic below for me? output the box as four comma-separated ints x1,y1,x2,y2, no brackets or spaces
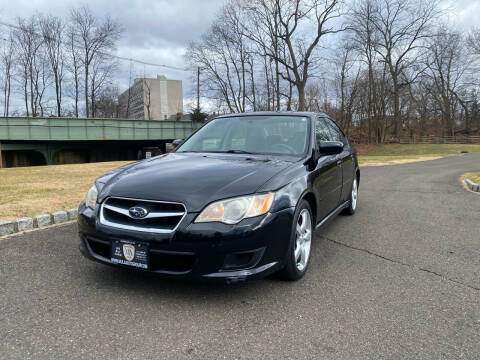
111,240,149,269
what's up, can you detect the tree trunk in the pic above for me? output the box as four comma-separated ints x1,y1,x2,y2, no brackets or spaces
6,79,9,116
54,72,61,116
74,74,79,118
250,61,256,111
24,76,29,117
29,64,36,117
3,77,9,117
297,83,306,111
91,80,95,118
392,75,400,138
264,58,271,111
84,62,89,117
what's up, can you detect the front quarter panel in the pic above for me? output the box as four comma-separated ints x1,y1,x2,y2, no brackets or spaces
258,162,310,213
269,176,309,213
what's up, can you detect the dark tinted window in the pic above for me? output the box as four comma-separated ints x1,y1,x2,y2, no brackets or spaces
315,117,332,146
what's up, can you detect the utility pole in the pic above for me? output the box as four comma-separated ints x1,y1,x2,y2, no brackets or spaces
197,66,200,110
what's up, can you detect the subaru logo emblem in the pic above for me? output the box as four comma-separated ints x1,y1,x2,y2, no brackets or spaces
129,206,149,219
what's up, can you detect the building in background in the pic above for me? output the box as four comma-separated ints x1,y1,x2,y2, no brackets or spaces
118,75,183,120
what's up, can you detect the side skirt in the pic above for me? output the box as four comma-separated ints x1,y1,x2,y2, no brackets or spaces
314,200,350,231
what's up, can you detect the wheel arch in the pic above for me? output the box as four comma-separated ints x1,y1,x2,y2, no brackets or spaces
300,191,317,226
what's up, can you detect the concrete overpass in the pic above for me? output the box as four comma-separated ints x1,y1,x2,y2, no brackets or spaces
0,117,202,168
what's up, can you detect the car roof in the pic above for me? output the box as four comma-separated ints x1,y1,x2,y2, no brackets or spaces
214,111,329,119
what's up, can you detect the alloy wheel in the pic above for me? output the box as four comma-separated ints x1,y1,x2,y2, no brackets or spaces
294,209,312,271
351,178,358,210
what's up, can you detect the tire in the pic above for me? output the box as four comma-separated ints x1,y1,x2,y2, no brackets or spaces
278,200,313,281
343,176,358,215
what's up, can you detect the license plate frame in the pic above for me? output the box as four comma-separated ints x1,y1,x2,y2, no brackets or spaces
111,240,149,269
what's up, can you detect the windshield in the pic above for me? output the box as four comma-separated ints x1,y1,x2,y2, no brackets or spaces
176,115,310,156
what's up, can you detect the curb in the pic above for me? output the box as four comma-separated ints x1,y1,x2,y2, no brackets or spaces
0,220,76,241
465,178,480,192
0,209,78,237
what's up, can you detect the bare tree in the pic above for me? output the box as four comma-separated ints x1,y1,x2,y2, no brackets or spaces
13,17,44,116
66,25,82,117
245,0,344,111
70,5,121,117
333,44,361,135
89,54,117,117
95,85,119,118
1,33,15,116
39,14,65,116
467,27,480,55
423,28,471,135
348,0,381,142
369,0,441,137
186,4,252,113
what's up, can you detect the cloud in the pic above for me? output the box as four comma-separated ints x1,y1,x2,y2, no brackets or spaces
440,0,480,30
0,0,478,114
0,0,224,112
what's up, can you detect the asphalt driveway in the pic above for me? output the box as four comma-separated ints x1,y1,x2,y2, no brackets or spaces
1,154,479,359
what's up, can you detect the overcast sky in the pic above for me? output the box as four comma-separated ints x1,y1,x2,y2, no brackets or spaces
0,0,478,111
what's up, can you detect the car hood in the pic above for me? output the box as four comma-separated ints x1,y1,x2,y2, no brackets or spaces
98,152,295,212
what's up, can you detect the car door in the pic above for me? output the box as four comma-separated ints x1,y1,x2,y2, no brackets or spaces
312,117,343,222
323,117,355,202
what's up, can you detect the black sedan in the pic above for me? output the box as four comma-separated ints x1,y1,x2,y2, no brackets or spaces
78,112,359,282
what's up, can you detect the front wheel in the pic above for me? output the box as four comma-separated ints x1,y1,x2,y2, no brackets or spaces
278,200,313,281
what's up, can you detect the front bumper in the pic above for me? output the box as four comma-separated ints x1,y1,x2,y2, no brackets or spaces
78,202,295,282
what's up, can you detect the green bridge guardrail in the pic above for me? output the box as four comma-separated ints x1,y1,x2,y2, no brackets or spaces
0,117,203,141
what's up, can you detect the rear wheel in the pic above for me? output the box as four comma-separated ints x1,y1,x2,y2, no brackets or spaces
343,176,358,215
278,200,313,281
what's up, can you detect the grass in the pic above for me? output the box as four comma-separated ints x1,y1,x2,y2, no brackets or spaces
1,143,479,222
356,144,480,166
0,161,131,222
463,172,480,184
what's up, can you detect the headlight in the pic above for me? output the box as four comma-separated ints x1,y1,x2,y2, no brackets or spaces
195,193,274,224
85,185,98,210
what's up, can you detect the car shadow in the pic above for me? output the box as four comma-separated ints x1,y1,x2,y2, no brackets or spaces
80,221,341,301
82,260,288,302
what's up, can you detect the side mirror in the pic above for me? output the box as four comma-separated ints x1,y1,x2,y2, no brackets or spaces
319,141,344,155
172,139,184,147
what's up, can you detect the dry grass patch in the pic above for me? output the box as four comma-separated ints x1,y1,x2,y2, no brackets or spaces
462,172,480,184
357,144,480,166
358,155,444,166
1,143,480,221
0,161,131,222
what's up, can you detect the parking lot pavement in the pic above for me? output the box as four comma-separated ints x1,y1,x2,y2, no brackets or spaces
1,154,479,359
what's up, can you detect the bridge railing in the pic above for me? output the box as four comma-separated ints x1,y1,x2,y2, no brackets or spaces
0,117,203,141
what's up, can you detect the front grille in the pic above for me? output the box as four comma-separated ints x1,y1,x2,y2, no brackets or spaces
85,236,196,273
99,197,186,233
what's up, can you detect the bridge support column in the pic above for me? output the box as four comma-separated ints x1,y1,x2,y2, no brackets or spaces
38,149,54,165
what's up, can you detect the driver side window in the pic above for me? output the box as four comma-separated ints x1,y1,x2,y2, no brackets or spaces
315,117,332,147
323,117,345,144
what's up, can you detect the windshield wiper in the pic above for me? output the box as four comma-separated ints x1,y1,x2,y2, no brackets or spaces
181,150,258,155
222,150,256,154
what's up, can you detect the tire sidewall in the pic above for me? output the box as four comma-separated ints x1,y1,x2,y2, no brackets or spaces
345,176,358,215
283,200,313,280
